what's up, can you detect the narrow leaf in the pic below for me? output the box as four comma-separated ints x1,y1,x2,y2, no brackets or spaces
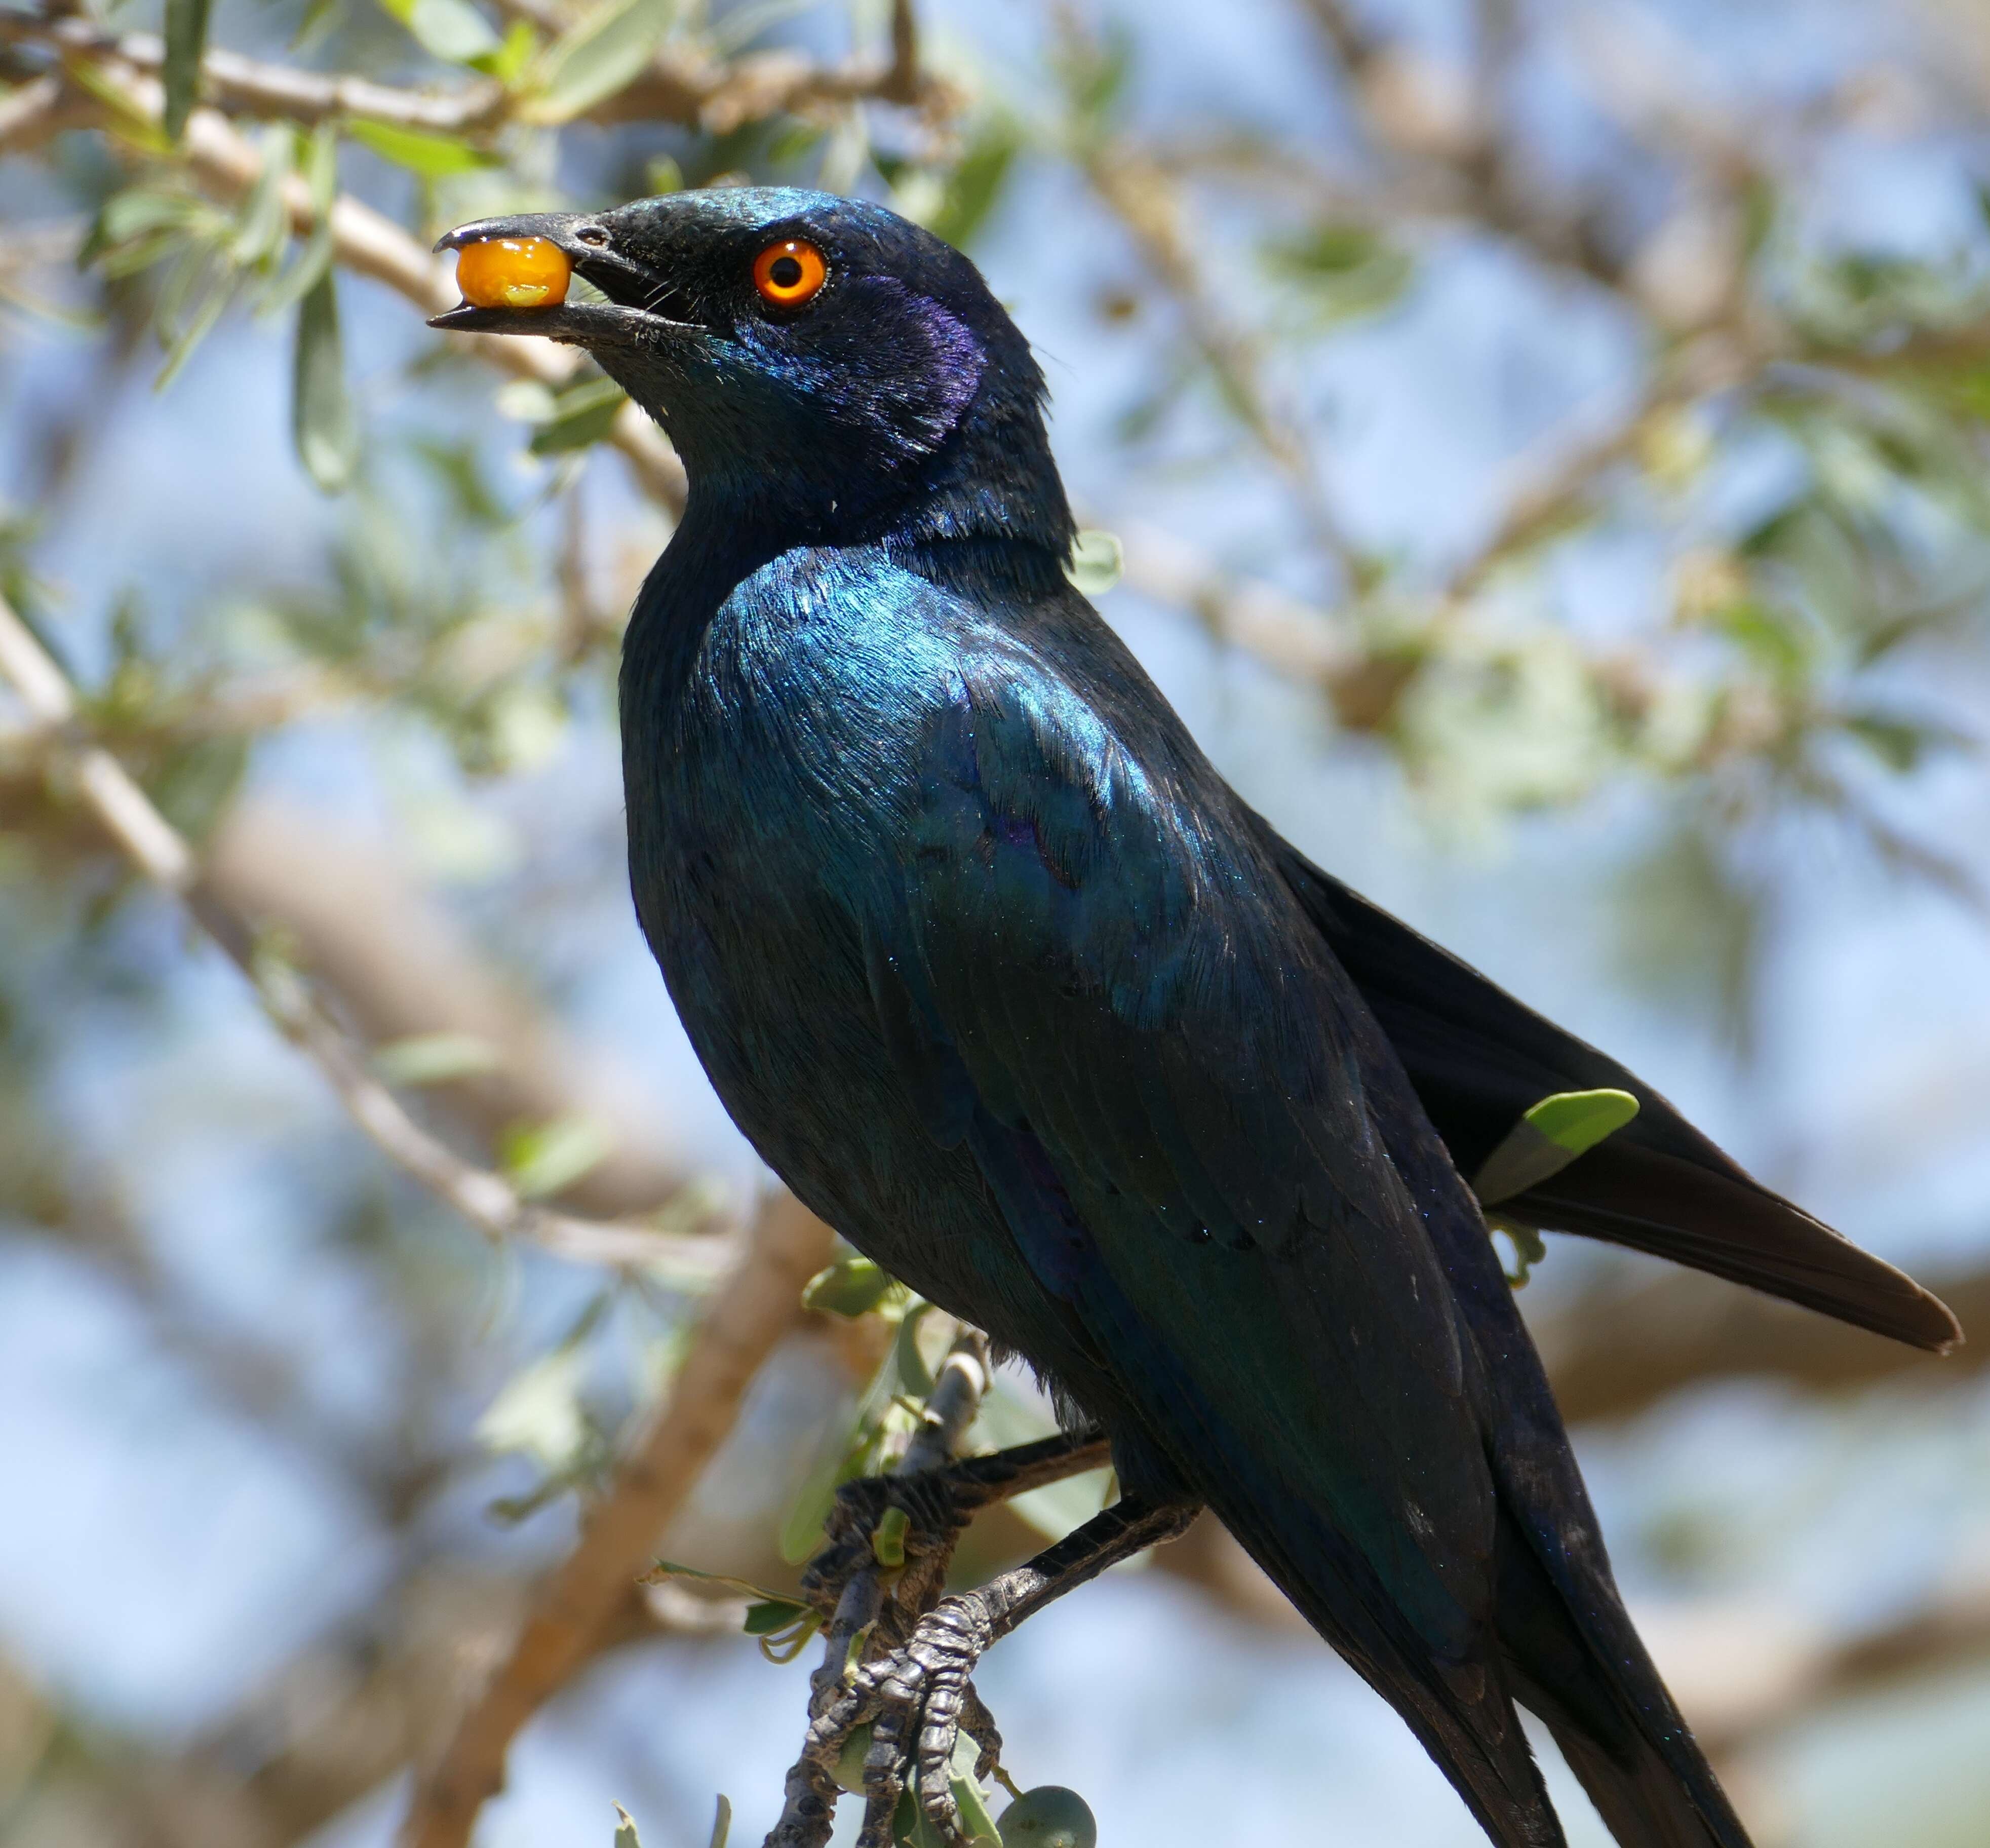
500,1112,615,1198
802,1254,892,1318
740,1596,812,1635
1064,529,1122,597
708,1794,732,1848
347,119,499,178
528,377,628,454
613,1802,641,1848
891,1300,935,1399
163,0,213,143
473,19,542,84
927,120,1019,251
232,126,295,268
377,0,504,65
260,124,339,318
372,1030,503,1086
524,0,675,126
1471,1088,1641,1207
292,272,359,492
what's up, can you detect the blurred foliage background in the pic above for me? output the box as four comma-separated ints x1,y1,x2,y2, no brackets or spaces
4,0,1990,1844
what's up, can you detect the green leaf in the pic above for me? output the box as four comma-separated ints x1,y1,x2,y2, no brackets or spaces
1264,221,1415,329
970,1379,1112,1542
778,1433,850,1564
524,0,675,126
473,19,542,84
155,249,233,390
477,1343,592,1467
926,121,1020,251
500,1113,615,1198
377,0,505,65
708,1795,732,1848
1471,1089,1640,1207
949,1766,1002,1848
527,377,629,455
232,126,295,268
644,1559,790,1600
613,1803,642,1848
65,59,176,155
292,272,359,492
163,0,213,143
891,1740,1002,1848
891,1301,935,1399
740,1596,812,1634
347,119,499,178
1064,529,1122,597
260,124,338,319
371,1031,503,1086
871,1504,910,1568
802,1253,892,1318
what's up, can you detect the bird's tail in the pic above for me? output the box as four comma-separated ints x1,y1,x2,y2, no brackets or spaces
1201,1483,1571,1848
1491,1504,1751,1848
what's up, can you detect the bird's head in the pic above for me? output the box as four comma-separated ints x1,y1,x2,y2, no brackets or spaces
433,188,1073,557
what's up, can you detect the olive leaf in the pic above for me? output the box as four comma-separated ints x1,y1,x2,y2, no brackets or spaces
524,0,677,126
499,1113,615,1198
163,0,212,143
1471,1088,1640,1208
292,272,359,493
375,0,503,66
347,120,500,179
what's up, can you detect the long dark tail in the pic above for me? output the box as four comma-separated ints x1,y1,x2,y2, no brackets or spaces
1306,915,1760,1848
1493,1506,1750,1848
1207,1487,1571,1848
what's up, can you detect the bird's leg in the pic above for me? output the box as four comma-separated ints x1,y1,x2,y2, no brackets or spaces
796,1430,1115,1632
765,1410,1114,1848
824,1494,1199,1848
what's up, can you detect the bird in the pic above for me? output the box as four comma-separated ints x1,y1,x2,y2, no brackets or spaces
432,189,1961,1848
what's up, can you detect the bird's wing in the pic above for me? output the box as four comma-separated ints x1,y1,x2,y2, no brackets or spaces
1261,831,1961,1353
870,638,1563,1827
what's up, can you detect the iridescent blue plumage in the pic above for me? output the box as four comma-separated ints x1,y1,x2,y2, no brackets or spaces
434,188,1959,1848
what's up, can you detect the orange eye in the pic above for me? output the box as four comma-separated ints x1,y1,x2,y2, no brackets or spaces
455,237,571,310
753,239,828,309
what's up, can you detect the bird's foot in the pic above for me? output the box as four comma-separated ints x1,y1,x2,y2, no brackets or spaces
800,1432,1107,1630
812,1591,1003,1848
799,1466,981,1624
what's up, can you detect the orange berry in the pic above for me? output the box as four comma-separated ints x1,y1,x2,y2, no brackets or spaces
455,237,571,311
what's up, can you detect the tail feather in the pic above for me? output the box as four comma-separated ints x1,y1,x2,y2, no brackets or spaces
1207,1489,1569,1848
1495,1508,1748,1848
1262,822,1961,1352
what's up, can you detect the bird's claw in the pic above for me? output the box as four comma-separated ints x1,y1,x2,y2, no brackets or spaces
811,1592,998,1847
800,1465,987,1620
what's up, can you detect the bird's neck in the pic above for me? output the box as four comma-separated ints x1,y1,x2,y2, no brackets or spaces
621,400,1077,713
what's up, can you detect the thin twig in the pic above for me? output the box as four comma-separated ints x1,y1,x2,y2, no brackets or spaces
12,49,688,511
3,3,950,142
0,588,728,1280
398,1189,837,1848
5,18,505,129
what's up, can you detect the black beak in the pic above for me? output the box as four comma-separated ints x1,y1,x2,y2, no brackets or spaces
428,211,699,346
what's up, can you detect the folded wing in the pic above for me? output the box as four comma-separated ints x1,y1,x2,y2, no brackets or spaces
1263,829,1960,1353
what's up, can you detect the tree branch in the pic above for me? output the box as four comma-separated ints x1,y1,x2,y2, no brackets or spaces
27,51,690,513
4,18,506,130
1534,1259,1984,1427
0,588,724,1278
398,1188,836,1848
4,2,950,143
206,799,698,1218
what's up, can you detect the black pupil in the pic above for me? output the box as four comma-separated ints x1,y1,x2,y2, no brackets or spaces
769,255,804,290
